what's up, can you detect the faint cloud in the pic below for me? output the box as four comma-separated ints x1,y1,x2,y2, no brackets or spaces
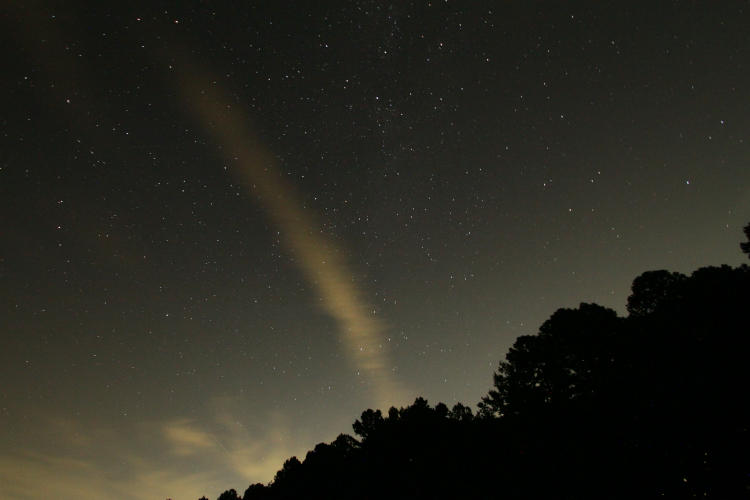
172,61,412,410
163,418,217,456
0,405,311,500
0,453,101,500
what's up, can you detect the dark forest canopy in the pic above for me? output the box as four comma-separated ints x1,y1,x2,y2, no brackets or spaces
201,229,750,500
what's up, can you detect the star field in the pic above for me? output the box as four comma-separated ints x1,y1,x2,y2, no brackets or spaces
2,2,750,499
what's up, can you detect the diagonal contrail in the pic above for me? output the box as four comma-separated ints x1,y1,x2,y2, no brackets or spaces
172,64,408,410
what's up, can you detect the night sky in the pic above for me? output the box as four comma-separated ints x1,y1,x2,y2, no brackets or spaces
2,1,750,499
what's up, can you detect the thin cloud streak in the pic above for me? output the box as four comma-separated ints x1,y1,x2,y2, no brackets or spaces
172,63,409,409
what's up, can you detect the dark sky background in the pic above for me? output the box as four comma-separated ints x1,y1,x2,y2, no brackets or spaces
2,1,750,499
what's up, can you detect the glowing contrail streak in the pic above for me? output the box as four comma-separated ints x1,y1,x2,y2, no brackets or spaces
172,65,408,409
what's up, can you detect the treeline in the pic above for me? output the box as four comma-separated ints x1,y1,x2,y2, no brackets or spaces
203,226,750,499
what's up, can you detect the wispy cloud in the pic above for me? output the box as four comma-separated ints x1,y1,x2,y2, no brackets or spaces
0,404,310,500
163,418,218,456
170,61,411,410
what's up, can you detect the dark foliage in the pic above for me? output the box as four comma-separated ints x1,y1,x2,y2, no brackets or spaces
217,489,239,500
742,223,750,258
207,231,750,500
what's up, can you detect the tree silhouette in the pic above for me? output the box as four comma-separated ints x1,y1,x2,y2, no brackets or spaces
351,408,384,442
242,484,270,500
742,222,750,258
238,225,750,500
216,489,239,500
478,303,621,418
449,402,473,421
626,270,687,316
